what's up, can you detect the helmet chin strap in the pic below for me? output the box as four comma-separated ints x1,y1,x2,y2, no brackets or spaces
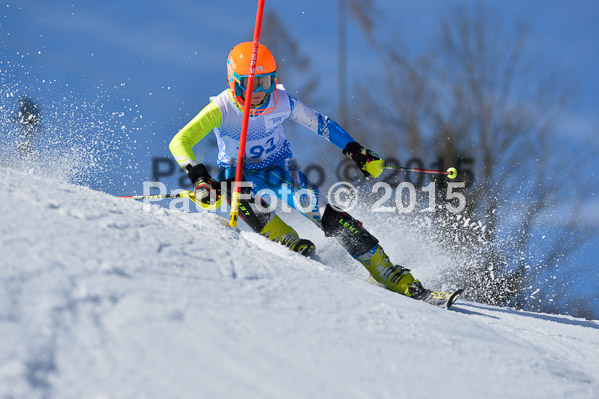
253,95,269,108
232,88,278,116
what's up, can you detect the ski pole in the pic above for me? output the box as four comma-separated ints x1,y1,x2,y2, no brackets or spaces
384,165,458,179
119,191,196,201
120,190,222,210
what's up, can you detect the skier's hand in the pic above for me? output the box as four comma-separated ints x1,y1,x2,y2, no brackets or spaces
194,177,221,206
343,142,385,178
188,163,221,206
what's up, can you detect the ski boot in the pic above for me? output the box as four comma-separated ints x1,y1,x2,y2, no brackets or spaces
260,214,316,257
356,244,423,297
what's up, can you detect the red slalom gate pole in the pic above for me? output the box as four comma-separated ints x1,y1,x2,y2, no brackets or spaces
229,0,266,227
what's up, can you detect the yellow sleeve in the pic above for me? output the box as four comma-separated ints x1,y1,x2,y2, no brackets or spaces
169,100,222,170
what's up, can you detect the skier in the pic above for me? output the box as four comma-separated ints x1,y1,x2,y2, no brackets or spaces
169,42,428,299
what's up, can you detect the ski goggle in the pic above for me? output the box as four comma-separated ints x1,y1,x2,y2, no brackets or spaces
237,72,277,94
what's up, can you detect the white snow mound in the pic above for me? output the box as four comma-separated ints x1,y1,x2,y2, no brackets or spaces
1,166,598,399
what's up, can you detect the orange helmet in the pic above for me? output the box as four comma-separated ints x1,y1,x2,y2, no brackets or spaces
227,42,278,115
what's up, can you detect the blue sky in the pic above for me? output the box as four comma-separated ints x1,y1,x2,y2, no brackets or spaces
3,1,598,154
1,1,598,312
3,0,598,139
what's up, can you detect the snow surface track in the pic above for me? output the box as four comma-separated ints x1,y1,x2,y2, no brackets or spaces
1,166,598,399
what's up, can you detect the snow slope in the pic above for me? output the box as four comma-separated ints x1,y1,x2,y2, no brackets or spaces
1,166,599,399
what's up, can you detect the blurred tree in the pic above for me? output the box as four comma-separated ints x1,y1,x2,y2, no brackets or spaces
338,0,378,126
356,5,598,316
260,9,319,106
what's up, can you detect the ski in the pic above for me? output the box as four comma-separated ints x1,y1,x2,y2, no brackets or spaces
416,289,464,309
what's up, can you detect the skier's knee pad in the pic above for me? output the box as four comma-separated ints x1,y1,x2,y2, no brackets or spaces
321,204,378,256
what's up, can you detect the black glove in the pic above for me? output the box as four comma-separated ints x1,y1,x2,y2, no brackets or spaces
187,163,221,205
342,142,385,178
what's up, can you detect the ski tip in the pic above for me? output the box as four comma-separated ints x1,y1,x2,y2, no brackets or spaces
447,289,465,309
